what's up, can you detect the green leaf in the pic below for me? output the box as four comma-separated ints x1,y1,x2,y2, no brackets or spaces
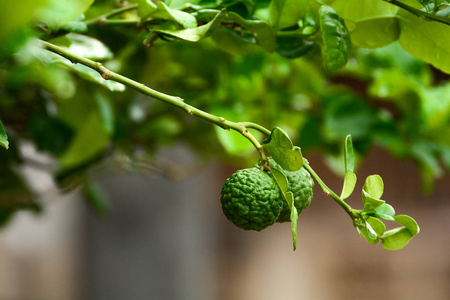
366,221,378,240
291,204,298,251
319,5,352,72
35,0,94,31
59,112,110,169
263,127,303,171
212,27,259,55
344,134,354,173
363,174,384,199
95,93,114,135
340,171,356,199
275,36,314,59
362,190,386,210
394,215,420,235
149,10,225,42
0,120,9,149
374,203,395,221
152,2,197,28
65,33,113,60
381,227,413,250
270,167,289,194
398,10,450,74
332,0,399,48
381,215,420,250
227,12,276,52
138,0,157,19
269,0,308,30
60,14,88,33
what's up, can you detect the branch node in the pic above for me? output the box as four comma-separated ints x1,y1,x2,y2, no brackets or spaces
219,117,226,122
101,71,111,80
187,109,194,115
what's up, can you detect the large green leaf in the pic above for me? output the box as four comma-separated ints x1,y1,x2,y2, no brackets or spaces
380,214,420,251
227,12,276,52
0,120,8,149
269,0,308,30
148,2,197,28
363,174,384,199
150,10,225,42
35,0,94,31
59,112,110,169
398,10,450,74
319,5,352,72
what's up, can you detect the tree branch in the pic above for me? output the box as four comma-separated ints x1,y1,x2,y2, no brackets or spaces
39,40,270,158
383,0,450,26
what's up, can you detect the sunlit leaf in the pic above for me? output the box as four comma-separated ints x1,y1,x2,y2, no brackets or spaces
344,134,354,173
149,10,225,42
35,0,94,30
263,127,303,171
340,171,356,199
363,174,384,199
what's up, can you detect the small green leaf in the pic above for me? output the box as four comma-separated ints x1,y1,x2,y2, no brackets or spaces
374,203,395,221
275,36,314,59
226,12,276,52
344,134,354,173
0,120,9,149
138,0,157,19
95,93,114,135
269,0,308,30
340,171,356,199
319,5,352,72
381,214,420,250
366,221,378,240
394,215,420,235
367,217,386,236
153,2,197,28
362,190,385,209
263,127,303,171
381,227,414,250
149,10,225,42
269,167,289,194
66,33,113,60
291,205,298,251
363,174,384,199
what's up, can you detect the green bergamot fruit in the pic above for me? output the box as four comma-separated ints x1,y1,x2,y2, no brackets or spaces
220,167,283,231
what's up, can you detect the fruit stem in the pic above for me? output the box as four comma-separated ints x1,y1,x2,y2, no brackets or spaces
302,158,356,219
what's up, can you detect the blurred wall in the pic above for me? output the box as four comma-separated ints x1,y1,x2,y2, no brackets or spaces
0,146,449,300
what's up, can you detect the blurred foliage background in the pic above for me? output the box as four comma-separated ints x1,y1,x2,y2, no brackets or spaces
1,0,450,226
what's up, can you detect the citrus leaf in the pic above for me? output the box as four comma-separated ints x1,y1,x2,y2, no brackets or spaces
362,190,386,210
291,204,298,251
66,33,113,60
374,203,395,221
263,127,303,171
367,217,386,236
363,174,384,199
95,93,114,135
149,9,225,42
0,120,9,149
138,0,157,19
153,2,197,28
212,27,258,55
381,227,413,250
332,0,399,48
381,214,419,250
275,36,314,59
394,215,420,235
366,221,378,240
270,167,289,194
269,0,308,30
398,10,450,74
319,5,351,72
340,171,356,199
226,12,276,52
35,0,94,30
344,134,354,173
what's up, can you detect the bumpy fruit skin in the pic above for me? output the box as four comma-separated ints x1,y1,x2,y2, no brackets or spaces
220,167,283,231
